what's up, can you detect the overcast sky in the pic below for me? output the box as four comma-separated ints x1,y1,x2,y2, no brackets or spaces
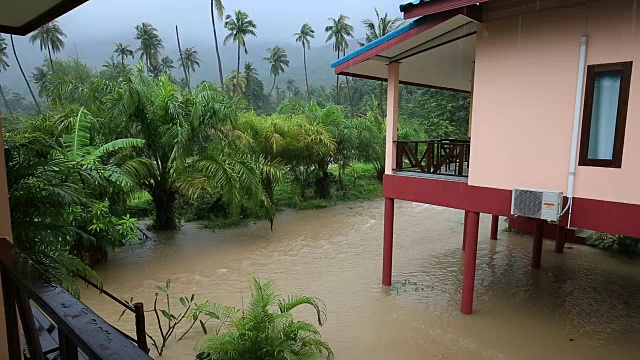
57,0,405,45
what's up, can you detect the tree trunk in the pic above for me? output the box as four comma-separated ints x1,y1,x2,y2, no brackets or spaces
176,25,191,91
211,0,225,87
10,35,41,114
269,76,276,95
314,168,331,200
47,44,55,75
152,187,178,230
0,85,14,118
236,44,241,76
335,52,340,105
303,46,310,99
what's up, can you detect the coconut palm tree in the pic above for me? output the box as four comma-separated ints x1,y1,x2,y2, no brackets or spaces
264,46,289,95
197,278,334,360
113,43,134,67
325,15,354,104
363,9,403,116
363,9,403,43
135,22,164,72
159,56,175,74
294,23,315,99
211,0,225,87
285,79,297,98
224,10,257,75
29,21,66,74
179,47,200,89
0,35,13,117
224,70,246,98
10,35,41,114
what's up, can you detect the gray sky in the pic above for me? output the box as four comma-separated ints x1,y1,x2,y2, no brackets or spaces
58,0,404,45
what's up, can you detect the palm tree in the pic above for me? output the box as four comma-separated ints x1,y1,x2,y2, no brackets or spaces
29,21,66,74
179,47,200,89
363,9,403,116
105,66,268,229
264,46,289,95
0,35,14,117
159,56,175,74
225,70,246,98
10,35,41,114
135,22,164,72
285,79,297,98
224,10,257,74
198,279,334,360
294,24,315,99
31,65,50,98
325,15,354,104
113,43,134,67
211,0,225,87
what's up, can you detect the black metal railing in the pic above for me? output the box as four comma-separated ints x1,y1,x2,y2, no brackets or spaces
394,139,470,177
0,237,152,360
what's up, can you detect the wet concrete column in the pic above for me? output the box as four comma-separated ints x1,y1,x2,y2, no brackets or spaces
490,215,499,240
461,211,479,315
554,225,566,253
462,211,470,250
531,220,545,269
382,197,395,286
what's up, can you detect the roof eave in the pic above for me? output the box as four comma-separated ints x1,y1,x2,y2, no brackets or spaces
0,0,89,36
401,0,489,20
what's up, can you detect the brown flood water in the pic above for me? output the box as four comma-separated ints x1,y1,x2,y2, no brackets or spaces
80,200,640,359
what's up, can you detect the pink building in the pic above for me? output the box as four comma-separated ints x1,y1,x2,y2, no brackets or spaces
333,0,640,314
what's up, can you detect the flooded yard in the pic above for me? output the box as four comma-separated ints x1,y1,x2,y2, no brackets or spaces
80,200,640,359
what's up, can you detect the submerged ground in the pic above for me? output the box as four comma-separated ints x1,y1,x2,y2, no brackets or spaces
81,200,640,359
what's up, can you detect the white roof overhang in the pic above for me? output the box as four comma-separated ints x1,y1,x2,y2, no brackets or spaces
0,0,89,36
332,7,479,92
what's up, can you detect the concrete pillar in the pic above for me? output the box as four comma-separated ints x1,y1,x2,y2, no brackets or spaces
532,221,544,269
490,215,499,240
554,225,566,253
462,211,469,251
384,62,400,174
0,116,12,359
382,198,395,286
461,211,479,315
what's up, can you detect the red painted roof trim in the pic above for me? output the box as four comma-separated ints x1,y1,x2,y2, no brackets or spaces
334,9,466,75
404,0,489,20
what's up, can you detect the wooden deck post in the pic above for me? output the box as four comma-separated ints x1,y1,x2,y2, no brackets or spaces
490,215,499,240
554,225,566,253
382,198,395,286
385,62,400,174
134,302,150,353
461,211,479,314
532,220,544,269
0,116,13,360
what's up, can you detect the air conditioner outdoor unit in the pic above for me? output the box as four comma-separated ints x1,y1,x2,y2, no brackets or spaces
511,188,563,222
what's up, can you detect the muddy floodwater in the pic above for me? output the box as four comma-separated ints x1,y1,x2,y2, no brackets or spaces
80,200,640,359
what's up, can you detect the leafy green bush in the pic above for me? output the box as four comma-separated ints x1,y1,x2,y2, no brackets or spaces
588,233,640,258
197,279,333,360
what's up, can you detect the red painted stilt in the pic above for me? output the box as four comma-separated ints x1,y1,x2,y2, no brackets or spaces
490,215,499,240
461,211,479,315
382,197,395,286
462,211,469,251
554,225,566,253
531,220,544,269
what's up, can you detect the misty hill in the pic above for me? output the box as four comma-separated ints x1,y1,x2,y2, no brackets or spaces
1,34,363,97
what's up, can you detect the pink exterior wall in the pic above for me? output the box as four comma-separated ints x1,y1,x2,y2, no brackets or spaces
469,0,640,204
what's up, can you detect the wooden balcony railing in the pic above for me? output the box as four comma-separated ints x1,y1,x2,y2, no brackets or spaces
394,139,470,177
0,237,152,360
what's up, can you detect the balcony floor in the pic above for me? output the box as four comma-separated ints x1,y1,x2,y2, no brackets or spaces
395,170,468,183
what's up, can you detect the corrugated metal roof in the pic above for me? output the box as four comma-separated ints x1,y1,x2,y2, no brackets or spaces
331,16,428,69
399,0,432,12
